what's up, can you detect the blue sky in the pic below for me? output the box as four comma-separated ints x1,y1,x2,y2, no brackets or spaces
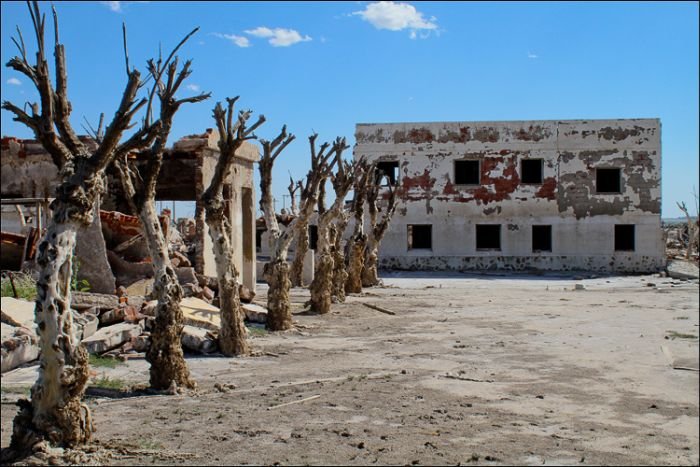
1,1,698,218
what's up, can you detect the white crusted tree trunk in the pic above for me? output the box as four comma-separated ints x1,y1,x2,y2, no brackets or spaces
331,218,349,302
204,201,249,356
140,201,194,389
309,212,335,314
290,222,309,287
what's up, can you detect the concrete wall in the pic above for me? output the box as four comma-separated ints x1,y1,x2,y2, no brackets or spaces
194,136,258,291
354,119,664,273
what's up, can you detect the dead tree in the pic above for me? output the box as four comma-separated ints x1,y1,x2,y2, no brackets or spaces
289,138,330,288
677,200,698,259
308,139,352,314
287,175,302,216
259,132,336,330
362,171,400,287
202,98,265,356
114,34,208,390
345,160,373,294
331,159,365,302
0,2,192,453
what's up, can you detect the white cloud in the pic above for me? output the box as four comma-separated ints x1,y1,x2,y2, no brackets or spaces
101,1,121,12
212,33,250,48
244,27,312,47
6,78,21,86
186,84,201,92
353,1,438,38
527,52,539,59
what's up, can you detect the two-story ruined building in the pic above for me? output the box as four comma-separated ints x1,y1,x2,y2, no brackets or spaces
354,119,664,273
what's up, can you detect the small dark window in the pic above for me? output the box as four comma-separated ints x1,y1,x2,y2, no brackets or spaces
476,225,501,250
256,228,265,252
309,225,318,250
532,225,552,252
376,161,399,185
408,224,432,249
454,160,480,185
521,159,543,184
614,224,635,251
596,168,621,193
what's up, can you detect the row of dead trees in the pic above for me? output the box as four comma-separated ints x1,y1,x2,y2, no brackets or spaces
0,2,399,461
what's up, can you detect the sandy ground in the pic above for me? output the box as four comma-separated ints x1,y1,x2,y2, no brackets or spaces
2,271,699,465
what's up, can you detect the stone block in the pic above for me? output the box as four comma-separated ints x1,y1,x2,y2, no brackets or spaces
242,303,268,324
82,322,143,354
1,297,35,330
180,297,220,331
1,322,39,373
181,325,218,354
71,292,119,312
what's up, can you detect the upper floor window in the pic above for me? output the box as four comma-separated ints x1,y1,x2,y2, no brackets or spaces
454,160,480,185
376,161,399,185
521,159,543,184
596,168,621,193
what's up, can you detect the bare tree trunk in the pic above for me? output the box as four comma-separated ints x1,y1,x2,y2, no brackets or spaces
290,222,308,287
10,211,92,452
309,214,334,314
204,201,249,356
140,201,194,389
362,174,400,288
265,259,293,330
331,222,348,302
345,235,367,294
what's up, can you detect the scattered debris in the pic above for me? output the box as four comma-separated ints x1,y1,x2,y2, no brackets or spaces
267,394,321,410
362,303,396,315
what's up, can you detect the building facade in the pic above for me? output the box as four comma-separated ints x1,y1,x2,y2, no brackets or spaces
354,119,664,273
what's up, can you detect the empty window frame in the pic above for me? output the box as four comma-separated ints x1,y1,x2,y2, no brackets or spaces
256,228,265,252
454,160,480,185
596,168,621,193
614,224,635,251
532,225,552,252
408,224,432,250
376,161,399,185
521,159,544,184
476,224,501,250
309,225,318,251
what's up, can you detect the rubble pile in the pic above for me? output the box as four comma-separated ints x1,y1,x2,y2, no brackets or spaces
2,285,263,374
663,221,699,261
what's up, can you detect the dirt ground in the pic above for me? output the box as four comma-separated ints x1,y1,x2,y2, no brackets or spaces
2,271,699,466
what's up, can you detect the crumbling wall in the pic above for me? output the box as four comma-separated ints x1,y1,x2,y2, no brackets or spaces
354,119,664,273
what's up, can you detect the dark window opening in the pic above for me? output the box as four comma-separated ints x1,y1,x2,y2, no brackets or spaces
596,168,621,193
521,159,543,184
408,224,432,250
376,161,399,185
532,225,552,252
476,224,501,250
614,224,635,251
256,229,265,252
454,160,480,185
309,225,318,251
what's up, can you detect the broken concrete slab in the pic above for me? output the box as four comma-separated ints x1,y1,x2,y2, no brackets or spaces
82,322,143,354
75,197,116,294
99,304,145,326
141,300,158,316
71,292,119,312
181,325,218,354
242,303,268,324
72,311,98,341
181,297,220,331
126,278,155,297
176,267,198,286
667,260,699,280
239,284,255,303
1,297,35,330
1,322,39,373
132,333,151,352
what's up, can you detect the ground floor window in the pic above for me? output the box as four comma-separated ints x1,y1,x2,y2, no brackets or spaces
408,224,432,250
476,224,501,250
614,224,635,251
532,225,552,252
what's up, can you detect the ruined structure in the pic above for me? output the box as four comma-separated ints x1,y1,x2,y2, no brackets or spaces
0,130,258,292
354,119,664,273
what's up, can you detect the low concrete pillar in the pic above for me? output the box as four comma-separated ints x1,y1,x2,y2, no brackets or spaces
302,249,314,286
